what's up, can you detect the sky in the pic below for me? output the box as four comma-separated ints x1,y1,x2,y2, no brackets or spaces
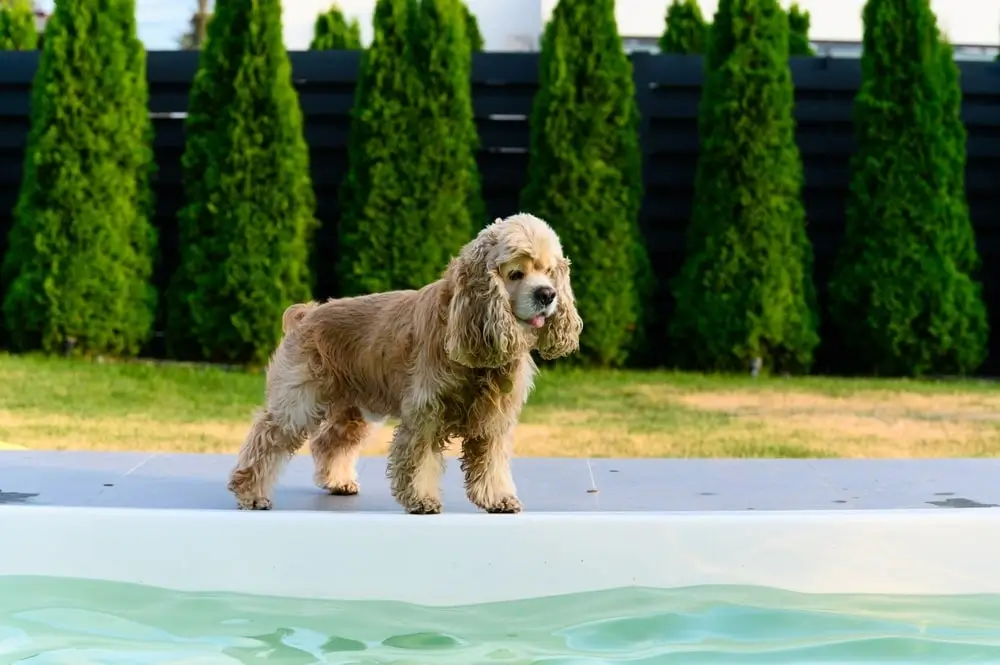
32,0,1000,51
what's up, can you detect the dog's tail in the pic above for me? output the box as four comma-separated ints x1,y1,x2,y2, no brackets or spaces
282,301,318,334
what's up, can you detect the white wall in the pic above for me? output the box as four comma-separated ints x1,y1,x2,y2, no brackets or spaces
36,0,1000,51
688,0,999,45
468,0,545,51
285,0,1000,50
284,0,544,50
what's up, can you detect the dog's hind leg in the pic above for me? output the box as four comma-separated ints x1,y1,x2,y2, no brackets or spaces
227,410,312,510
310,406,383,495
227,369,325,510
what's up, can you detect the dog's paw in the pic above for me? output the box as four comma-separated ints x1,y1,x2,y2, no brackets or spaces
484,495,523,514
405,497,443,515
236,497,273,510
325,480,360,496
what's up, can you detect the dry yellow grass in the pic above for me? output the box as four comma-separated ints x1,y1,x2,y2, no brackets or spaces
2,352,1000,458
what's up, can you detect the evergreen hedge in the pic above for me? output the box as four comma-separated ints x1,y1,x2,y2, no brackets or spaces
828,0,987,377
409,0,484,275
338,0,482,296
310,3,362,50
2,0,157,356
938,38,978,275
166,0,317,365
787,3,814,56
659,0,708,54
337,0,419,296
461,3,484,51
0,0,37,50
668,0,819,374
520,0,650,367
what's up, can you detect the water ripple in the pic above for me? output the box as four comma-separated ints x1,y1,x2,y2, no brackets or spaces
3,577,1000,664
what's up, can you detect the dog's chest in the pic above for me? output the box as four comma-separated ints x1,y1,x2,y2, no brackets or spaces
441,366,520,420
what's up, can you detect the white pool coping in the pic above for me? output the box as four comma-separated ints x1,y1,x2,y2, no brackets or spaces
3,452,1000,604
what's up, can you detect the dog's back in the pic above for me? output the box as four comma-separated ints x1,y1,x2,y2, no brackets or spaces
279,285,446,417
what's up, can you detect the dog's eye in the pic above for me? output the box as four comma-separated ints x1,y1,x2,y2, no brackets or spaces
508,270,524,281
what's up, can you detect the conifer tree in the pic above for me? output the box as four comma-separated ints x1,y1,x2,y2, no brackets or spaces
408,0,484,276
166,0,317,365
337,0,420,296
520,0,650,367
338,0,483,295
659,0,708,54
938,37,977,275
2,0,156,355
0,0,38,50
669,0,819,373
461,2,484,51
310,3,362,50
787,2,814,56
828,0,987,376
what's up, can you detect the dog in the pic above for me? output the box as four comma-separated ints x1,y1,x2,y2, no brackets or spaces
226,213,583,514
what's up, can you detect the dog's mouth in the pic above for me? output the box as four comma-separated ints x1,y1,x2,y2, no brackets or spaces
519,303,557,329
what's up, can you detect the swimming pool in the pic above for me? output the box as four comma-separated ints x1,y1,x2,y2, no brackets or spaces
4,453,1000,663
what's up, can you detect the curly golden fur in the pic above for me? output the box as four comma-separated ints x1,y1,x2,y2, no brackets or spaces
226,213,583,514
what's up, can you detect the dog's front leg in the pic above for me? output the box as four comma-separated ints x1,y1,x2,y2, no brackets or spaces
461,431,521,514
387,423,446,515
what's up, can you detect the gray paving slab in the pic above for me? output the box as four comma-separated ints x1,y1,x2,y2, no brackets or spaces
3,451,1000,513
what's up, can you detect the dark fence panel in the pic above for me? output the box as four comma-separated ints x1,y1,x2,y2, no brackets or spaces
1,51,999,372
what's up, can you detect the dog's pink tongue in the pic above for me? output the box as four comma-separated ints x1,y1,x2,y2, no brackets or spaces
529,315,546,328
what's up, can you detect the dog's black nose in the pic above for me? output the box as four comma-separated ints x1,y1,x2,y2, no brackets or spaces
534,286,556,307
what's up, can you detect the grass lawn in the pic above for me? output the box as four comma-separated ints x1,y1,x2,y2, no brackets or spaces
2,352,1000,458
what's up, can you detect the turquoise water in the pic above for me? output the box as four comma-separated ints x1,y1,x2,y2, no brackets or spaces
2,578,1000,663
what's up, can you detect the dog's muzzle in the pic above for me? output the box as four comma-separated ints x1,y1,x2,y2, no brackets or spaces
523,286,558,329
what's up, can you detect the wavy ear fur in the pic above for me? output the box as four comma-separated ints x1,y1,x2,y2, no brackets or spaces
537,257,583,360
444,228,528,368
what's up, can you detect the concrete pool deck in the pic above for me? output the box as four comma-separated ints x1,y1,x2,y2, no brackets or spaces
3,451,1000,512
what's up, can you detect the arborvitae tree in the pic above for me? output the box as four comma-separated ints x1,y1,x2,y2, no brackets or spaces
337,0,421,296
461,2,484,51
338,0,483,295
1,0,156,356
938,37,978,275
787,2,814,56
166,0,317,365
408,0,484,273
310,3,362,50
658,0,708,54
827,0,987,377
520,0,650,367
0,0,38,50
668,0,819,374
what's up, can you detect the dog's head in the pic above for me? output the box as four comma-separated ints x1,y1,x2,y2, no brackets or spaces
444,213,583,368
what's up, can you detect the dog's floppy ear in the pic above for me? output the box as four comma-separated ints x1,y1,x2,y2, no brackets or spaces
444,222,527,368
538,257,583,360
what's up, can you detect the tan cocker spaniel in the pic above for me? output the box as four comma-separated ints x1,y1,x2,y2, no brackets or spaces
227,212,583,514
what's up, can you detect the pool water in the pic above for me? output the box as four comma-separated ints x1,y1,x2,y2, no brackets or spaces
2,577,1000,664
